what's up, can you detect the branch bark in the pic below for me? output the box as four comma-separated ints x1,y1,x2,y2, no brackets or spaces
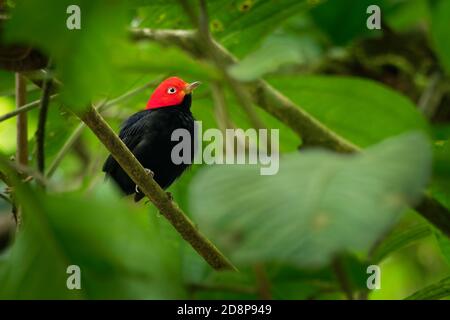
77,106,236,271
130,27,450,237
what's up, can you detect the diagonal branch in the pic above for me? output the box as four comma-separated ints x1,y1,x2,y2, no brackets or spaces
76,106,237,271
130,28,450,237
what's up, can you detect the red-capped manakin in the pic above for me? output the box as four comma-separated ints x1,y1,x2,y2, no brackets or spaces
102,77,200,202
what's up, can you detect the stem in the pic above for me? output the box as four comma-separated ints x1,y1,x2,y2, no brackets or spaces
415,195,450,237
253,263,272,300
0,94,58,123
210,81,234,132
332,257,353,300
15,73,28,165
77,106,237,271
36,77,53,174
14,73,27,226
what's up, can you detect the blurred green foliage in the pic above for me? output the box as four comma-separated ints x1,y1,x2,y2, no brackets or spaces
0,0,449,300
190,133,431,266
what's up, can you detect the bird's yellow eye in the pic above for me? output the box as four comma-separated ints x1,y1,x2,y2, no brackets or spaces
167,87,177,94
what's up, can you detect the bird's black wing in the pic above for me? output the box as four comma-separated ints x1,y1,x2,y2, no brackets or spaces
102,110,151,175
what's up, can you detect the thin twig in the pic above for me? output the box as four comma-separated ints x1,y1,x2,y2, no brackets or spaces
332,257,354,300
0,192,12,204
253,263,272,300
210,81,234,133
35,76,53,175
0,94,58,123
77,106,236,271
8,161,48,187
15,73,28,165
14,73,27,226
418,72,442,118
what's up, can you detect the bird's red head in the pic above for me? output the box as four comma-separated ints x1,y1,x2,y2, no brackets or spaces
146,77,201,110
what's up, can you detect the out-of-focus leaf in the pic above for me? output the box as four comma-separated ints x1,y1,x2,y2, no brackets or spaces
310,0,386,45
0,169,184,299
429,0,450,74
189,133,432,267
268,75,429,147
0,97,16,152
137,0,312,57
429,140,450,209
371,222,431,264
435,231,450,266
229,36,304,81
4,0,129,111
385,0,429,31
405,276,450,300
119,42,218,81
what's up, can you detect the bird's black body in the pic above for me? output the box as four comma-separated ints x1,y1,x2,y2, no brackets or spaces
102,94,195,202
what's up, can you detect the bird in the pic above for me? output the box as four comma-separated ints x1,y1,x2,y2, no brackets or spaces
102,76,200,202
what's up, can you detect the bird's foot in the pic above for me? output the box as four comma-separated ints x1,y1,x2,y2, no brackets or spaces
144,168,154,178
166,192,173,200
135,168,155,194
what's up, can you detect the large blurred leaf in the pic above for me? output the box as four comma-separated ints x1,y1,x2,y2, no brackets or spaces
137,0,312,57
0,175,184,299
229,36,306,81
189,133,431,267
310,0,385,45
268,75,429,147
4,0,129,110
429,0,450,74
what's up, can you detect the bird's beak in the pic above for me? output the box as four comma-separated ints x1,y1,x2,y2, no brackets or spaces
184,81,201,94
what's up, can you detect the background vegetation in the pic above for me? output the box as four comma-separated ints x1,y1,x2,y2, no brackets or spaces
0,0,449,299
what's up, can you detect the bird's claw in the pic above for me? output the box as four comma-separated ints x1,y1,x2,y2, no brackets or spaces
135,168,154,194
166,192,173,200
144,168,154,178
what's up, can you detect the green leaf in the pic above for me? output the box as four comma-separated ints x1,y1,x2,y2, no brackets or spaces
0,168,184,299
189,133,432,267
430,140,450,208
229,36,305,81
137,0,312,57
371,222,431,264
4,0,129,111
268,75,429,147
429,0,450,74
309,0,385,45
435,230,450,266
405,276,450,300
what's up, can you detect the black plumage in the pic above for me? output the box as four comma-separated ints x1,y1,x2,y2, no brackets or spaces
102,94,195,202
